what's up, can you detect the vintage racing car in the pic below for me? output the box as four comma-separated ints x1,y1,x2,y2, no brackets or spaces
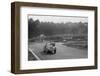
43,42,56,54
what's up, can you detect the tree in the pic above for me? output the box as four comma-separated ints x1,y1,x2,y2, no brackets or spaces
28,18,40,38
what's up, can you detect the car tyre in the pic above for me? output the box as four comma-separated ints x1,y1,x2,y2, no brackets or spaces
54,48,56,54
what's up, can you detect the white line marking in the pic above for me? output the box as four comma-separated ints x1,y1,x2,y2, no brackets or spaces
29,48,40,60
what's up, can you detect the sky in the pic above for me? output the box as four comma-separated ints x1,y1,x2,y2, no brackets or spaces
28,14,88,23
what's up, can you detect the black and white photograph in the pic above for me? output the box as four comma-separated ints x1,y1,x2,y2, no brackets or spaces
28,15,88,61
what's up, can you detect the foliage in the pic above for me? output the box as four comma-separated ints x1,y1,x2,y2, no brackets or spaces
28,18,88,38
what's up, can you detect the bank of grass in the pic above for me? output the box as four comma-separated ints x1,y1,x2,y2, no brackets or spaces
63,40,87,49
28,51,37,61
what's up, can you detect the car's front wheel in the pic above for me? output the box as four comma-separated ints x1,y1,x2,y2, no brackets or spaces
53,48,56,54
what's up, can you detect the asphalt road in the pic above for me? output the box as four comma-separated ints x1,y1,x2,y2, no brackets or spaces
28,42,88,60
